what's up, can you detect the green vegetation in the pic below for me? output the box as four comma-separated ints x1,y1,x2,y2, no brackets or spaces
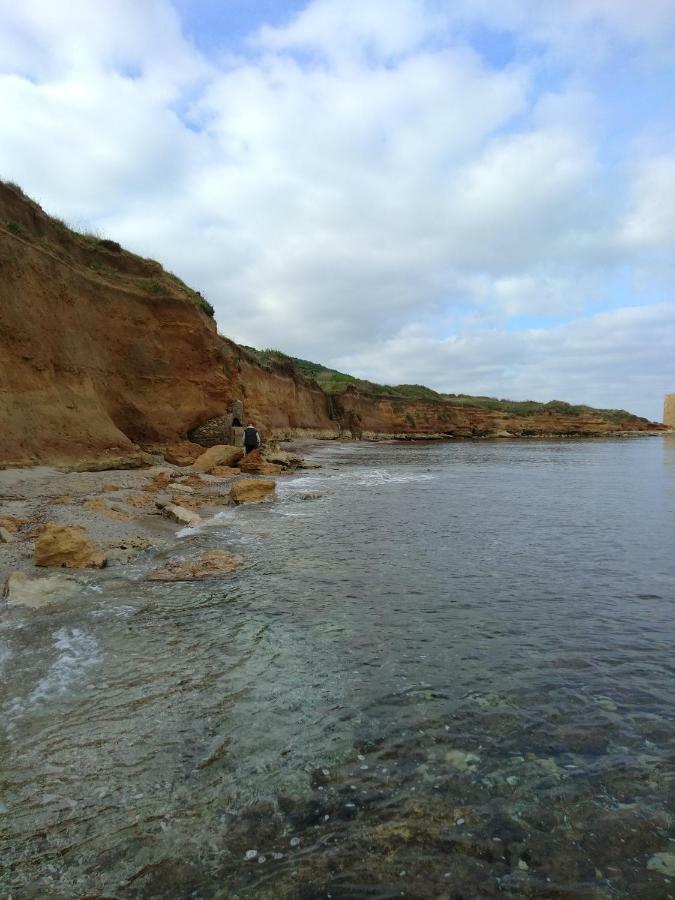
244,346,643,423
165,271,214,317
442,394,639,422
6,221,23,236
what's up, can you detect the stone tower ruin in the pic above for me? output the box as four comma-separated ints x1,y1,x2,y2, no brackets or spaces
664,394,675,428
189,399,245,448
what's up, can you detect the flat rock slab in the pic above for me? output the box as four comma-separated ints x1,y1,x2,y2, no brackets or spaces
229,478,276,504
148,549,243,581
209,466,241,477
161,504,202,528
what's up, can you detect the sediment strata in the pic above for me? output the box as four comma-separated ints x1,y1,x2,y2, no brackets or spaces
0,181,663,471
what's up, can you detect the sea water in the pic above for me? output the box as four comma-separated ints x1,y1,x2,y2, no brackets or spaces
1,438,674,898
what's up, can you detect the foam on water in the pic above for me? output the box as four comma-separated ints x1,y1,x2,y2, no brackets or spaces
176,507,238,538
3,627,101,732
353,469,435,485
0,639,12,677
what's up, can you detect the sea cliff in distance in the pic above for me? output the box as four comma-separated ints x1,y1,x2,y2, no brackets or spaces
0,180,665,470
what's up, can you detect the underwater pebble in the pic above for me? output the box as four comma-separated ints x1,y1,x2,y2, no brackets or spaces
273,852,284,861
357,754,365,760
290,837,301,847
455,818,465,826
258,856,266,864
647,852,675,877
244,849,258,861
445,749,480,771
518,859,529,871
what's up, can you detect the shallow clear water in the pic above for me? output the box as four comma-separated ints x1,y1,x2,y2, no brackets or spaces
1,438,674,898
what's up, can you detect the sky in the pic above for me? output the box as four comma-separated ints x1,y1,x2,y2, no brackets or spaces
1,0,674,420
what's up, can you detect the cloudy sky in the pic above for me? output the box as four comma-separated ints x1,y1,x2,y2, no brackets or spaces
1,0,674,419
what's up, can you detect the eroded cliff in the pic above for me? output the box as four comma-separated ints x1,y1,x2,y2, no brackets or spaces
0,182,661,469
0,183,233,467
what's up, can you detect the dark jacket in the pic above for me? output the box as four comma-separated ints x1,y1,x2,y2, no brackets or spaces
244,426,260,448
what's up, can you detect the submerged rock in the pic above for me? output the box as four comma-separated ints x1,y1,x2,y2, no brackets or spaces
647,852,675,877
161,504,202,528
148,549,243,581
2,570,82,608
34,524,107,569
229,479,276,504
106,536,154,565
192,444,244,472
445,750,480,772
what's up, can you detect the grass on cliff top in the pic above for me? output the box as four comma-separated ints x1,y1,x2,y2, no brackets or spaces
246,347,644,423
1,179,214,318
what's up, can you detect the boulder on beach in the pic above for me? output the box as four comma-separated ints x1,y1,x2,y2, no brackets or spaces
0,527,15,544
2,570,83,608
161,504,202,527
229,478,276,504
192,444,244,472
34,524,107,569
162,441,204,466
239,449,283,475
148,549,243,581
209,466,241,477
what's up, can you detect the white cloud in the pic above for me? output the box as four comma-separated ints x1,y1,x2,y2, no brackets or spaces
451,0,675,62
257,0,446,62
620,154,675,250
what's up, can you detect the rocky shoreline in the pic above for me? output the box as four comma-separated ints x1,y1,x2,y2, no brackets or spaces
0,442,316,606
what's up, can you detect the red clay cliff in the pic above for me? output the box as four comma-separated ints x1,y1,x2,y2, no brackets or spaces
0,182,662,469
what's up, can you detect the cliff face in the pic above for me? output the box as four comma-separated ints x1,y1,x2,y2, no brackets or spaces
332,390,659,439
0,182,662,469
0,184,230,467
219,340,337,438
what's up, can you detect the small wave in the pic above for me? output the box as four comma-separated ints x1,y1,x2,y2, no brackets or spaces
3,628,101,731
0,640,12,677
354,470,435,486
177,508,237,537
280,475,325,491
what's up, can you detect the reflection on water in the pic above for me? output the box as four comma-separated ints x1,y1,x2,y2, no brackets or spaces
1,438,674,898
